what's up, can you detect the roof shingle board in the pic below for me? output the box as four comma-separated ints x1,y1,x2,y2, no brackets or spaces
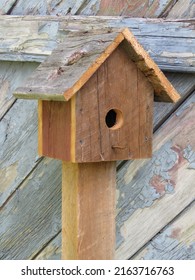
14,28,180,102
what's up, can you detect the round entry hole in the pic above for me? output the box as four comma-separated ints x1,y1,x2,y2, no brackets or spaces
105,109,123,130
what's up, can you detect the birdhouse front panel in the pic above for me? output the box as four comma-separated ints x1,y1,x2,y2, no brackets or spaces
73,44,154,162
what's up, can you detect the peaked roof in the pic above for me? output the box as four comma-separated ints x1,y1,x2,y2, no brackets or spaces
14,28,180,103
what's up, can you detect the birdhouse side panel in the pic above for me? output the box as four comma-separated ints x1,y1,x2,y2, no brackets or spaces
38,100,72,161
74,45,154,162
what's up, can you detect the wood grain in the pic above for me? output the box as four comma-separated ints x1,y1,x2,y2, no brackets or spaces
0,61,39,120
62,161,116,259
133,201,195,260
75,46,153,162
116,92,195,259
0,16,194,73
0,0,17,14
96,0,173,17
121,29,180,102
8,0,87,16
0,157,62,259
167,0,195,18
2,0,174,18
14,30,124,101
39,100,71,161
14,28,180,103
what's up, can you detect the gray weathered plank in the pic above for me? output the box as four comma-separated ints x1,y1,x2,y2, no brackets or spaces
0,16,194,72
0,157,62,260
0,73,194,259
4,0,87,16
153,72,195,128
133,201,195,260
0,99,38,207
78,0,173,17
116,92,195,259
0,0,177,18
0,0,16,14
36,200,195,260
167,0,195,18
0,61,39,119
35,232,61,260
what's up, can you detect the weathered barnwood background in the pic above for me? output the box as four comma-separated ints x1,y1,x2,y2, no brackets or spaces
0,0,195,260
0,16,194,73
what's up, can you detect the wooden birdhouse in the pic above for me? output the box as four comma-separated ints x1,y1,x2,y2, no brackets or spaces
14,27,180,260
14,28,180,163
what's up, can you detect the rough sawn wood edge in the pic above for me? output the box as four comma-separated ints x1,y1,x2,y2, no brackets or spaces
14,28,180,103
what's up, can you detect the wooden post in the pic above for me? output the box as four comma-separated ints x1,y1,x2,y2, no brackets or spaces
62,161,116,260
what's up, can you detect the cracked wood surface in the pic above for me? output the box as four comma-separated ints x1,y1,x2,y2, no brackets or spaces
133,201,195,260
0,0,176,17
0,16,194,73
166,0,195,18
36,202,195,260
116,92,195,258
14,28,180,103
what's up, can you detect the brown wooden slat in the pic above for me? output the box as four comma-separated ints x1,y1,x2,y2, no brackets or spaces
39,100,71,161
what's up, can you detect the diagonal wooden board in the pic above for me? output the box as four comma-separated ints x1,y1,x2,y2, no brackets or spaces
133,201,195,260
0,16,194,72
116,92,195,259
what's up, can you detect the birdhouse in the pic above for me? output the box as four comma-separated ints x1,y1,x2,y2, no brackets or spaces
14,27,180,260
14,28,180,163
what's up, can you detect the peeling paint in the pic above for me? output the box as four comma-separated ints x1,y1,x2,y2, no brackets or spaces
170,227,181,239
183,145,195,170
139,227,195,260
116,140,188,248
